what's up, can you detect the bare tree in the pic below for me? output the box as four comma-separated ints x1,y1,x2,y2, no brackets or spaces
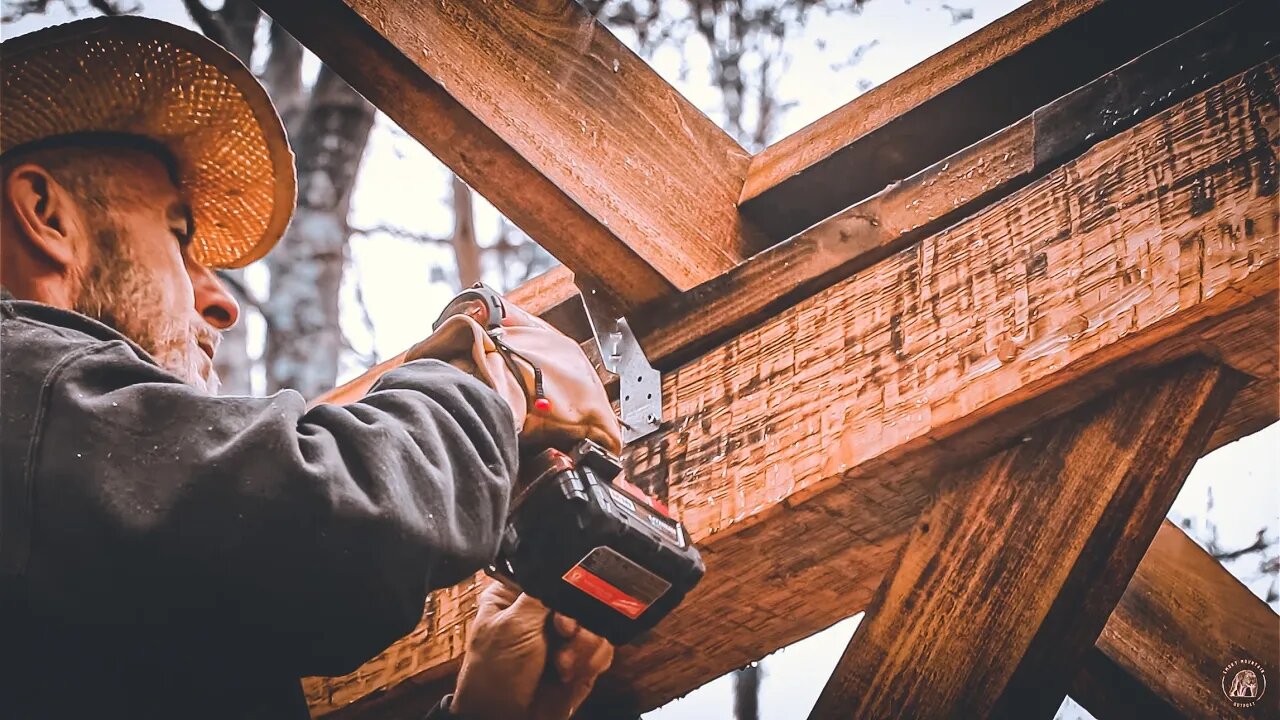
450,175,482,289
588,0,868,148
734,662,762,720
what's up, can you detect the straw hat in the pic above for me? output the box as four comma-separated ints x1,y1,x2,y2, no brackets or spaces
1,16,296,269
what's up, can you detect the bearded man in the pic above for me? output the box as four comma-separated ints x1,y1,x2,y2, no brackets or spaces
0,17,619,720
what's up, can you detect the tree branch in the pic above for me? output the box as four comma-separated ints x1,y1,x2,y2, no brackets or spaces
180,0,228,47
87,0,134,15
350,223,448,245
1211,529,1273,562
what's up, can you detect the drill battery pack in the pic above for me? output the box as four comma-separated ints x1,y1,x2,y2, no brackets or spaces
490,440,705,645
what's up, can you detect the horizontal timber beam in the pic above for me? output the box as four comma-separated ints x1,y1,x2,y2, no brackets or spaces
254,0,754,312
302,62,1280,717
1072,521,1280,720
740,0,1233,245
633,0,1278,368
809,359,1239,719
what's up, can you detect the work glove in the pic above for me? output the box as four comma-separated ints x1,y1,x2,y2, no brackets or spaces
405,295,623,456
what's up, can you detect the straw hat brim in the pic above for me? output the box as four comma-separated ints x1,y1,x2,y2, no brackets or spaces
1,16,296,269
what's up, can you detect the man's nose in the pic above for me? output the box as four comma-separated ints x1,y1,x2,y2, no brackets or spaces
191,264,241,330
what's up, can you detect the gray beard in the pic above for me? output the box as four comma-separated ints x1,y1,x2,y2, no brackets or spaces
73,226,222,395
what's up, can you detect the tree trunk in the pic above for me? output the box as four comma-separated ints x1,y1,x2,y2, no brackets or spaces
450,174,482,288
213,270,254,395
262,65,376,397
733,664,761,720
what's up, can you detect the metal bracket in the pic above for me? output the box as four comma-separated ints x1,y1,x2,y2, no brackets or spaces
577,282,662,443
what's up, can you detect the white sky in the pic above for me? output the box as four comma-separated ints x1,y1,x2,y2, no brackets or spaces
5,2,1277,719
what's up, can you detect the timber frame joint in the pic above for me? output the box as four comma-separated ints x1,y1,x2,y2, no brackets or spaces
261,0,1280,716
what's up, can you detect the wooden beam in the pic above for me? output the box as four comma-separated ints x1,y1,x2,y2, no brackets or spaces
740,0,1232,245
254,0,754,312
633,0,1278,368
1074,521,1280,720
310,0,1275,383
301,63,1279,716
809,358,1240,719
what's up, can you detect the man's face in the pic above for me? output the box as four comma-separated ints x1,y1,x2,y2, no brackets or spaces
71,152,239,394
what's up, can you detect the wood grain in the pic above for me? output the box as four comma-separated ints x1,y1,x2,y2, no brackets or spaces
634,2,1277,368
809,359,1240,719
1074,521,1280,720
254,0,754,311
301,65,1280,716
740,0,1231,244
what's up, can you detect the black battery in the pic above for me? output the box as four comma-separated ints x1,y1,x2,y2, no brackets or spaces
490,440,705,645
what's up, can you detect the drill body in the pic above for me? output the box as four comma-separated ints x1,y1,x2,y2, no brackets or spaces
434,285,705,644
493,440,705,645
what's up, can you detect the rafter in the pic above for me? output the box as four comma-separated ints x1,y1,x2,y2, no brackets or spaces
739,0,1231,245
300,63,1280,717
254,0,755,313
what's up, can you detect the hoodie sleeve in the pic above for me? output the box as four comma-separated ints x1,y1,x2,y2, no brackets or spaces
16,338,517,677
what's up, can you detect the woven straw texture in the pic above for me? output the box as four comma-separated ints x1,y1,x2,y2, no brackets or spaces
1,17,295,268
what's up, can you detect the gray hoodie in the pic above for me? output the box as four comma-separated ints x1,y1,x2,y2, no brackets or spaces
0,291,516,718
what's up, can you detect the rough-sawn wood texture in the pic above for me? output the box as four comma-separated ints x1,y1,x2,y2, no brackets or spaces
304,63,1279,716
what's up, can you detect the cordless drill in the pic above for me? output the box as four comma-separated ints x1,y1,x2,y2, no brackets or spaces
434,285,705,644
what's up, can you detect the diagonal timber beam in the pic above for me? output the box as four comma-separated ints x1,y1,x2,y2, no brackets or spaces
1072,521,1280,720
300,63,1280,717
808,359,1242,719
740,0,1231,245
253,0,754,312
634,0,1278,368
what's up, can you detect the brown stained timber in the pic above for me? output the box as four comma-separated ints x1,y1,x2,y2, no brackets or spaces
633,0,1280,370
740,0,1239,245
299,66,1279,717
808,359,1241,720
253,0,754,312
1073,522,1280,720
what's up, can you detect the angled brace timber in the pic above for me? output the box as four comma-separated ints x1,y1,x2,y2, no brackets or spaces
808,359,1244,720
1072,521,1280,720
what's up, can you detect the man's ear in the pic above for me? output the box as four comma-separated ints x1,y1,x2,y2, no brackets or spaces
3,163,80,270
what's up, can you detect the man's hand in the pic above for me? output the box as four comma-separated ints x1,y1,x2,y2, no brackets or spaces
451,582,614,720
